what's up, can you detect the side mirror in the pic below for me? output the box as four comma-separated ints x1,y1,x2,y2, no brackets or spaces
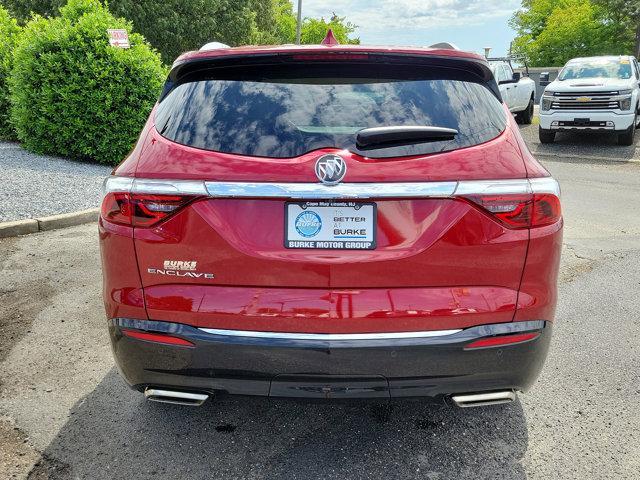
540,72,550,87
512,72,521,82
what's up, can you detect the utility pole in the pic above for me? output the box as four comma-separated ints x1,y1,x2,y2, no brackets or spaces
296,0,303,45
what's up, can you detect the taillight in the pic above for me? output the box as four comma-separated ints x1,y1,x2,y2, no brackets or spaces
459,178,561,229
101,192,196,227
101,177,206,228
130,193,195,227
531,193,562,227
462,194,534,228
101,191,131,226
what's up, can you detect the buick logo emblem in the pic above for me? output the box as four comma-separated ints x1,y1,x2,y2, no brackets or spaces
315,154,347,185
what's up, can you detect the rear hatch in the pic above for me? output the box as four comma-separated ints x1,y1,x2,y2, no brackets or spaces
128,50,531,333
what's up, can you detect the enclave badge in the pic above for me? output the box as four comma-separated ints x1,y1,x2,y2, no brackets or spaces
315,154,347,185
148,259,215,279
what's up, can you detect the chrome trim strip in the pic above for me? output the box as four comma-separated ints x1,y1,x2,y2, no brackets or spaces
453,179,531,196
198,327,462,340
529,176,561,197
133,178,208,196
102,176,133,195
103,176,561,199
205,181,457,199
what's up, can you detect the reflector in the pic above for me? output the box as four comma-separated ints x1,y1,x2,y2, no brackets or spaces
122,329,194,347
464,332,540,349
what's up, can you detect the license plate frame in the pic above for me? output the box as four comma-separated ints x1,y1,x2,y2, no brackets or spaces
285,201,377,250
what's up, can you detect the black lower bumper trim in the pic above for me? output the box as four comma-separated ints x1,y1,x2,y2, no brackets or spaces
108,319,552,400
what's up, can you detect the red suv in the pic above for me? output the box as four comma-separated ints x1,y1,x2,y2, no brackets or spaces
100,42,562,408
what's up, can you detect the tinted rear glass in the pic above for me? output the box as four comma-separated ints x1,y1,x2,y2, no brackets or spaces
156,63,506,158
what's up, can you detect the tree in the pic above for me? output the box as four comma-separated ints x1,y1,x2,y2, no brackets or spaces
107,0,260,63
299,14,359,45
593,0,640,57
252,1,359,45
0,0,64,21
511,0,634,66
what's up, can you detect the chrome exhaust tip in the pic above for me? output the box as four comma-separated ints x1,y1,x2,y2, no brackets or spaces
451,390,516,408
144,388,210,406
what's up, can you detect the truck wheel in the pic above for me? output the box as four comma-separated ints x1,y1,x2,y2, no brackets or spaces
618,122,636,146
539,126,555,144
519,97,535,125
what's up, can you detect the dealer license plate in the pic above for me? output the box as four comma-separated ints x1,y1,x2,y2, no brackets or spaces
285,202,376,250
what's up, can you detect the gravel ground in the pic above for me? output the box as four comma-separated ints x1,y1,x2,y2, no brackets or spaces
1,158,639,479
0,142,111,222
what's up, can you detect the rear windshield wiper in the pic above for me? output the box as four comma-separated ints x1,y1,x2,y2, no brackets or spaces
356,126,458,150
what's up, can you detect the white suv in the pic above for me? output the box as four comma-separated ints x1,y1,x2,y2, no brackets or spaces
539,56,640,145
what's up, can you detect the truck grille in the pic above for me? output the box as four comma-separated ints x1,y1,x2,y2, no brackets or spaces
550,91,621,110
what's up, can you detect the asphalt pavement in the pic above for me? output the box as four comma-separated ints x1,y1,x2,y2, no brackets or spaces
520,110,640,162
1,150,640,479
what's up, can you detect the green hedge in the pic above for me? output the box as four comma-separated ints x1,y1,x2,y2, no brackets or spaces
9,0,166,164
0,6,21,139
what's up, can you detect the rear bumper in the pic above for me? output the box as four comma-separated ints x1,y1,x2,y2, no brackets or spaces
539,110,635,131
109,318,551,400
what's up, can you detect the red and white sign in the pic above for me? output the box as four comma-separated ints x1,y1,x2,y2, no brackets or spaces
107,29,130,48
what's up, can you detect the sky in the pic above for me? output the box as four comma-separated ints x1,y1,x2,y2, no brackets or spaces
298,0,521,57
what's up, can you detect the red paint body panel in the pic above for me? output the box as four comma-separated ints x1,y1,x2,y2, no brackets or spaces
507,112,552,179
145,284,518,333
132,194,531,332
514,220,563,322
98,219,147,320
113,111,157,177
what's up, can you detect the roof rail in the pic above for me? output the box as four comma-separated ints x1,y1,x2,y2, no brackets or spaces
200,42,230,51
428,42,459,50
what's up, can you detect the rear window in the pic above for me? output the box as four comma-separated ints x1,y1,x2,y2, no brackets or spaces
156,62,506,158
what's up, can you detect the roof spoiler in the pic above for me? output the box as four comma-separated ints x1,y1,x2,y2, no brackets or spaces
162,50,500,101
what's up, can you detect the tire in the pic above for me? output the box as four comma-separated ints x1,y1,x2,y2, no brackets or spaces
618,121,636,146
519,97,535,125
538,126,555,144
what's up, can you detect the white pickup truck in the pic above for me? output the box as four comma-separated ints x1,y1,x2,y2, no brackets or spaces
539,55,640,145
488,58,536,124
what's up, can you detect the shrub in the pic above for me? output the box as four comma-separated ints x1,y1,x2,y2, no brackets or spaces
0,6,21,139
9,0,166,164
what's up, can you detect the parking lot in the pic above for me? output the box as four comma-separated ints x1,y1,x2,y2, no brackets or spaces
2,129,640,479
520,115,640,162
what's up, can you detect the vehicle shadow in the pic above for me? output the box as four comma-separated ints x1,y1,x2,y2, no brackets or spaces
30,369,529,480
